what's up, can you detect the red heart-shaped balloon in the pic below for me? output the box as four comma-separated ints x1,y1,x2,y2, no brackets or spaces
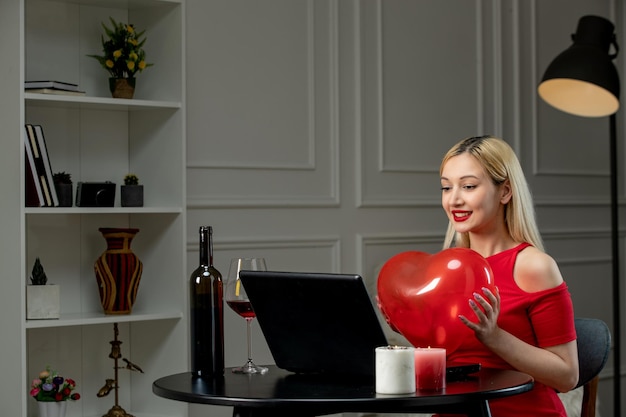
377,248,495,353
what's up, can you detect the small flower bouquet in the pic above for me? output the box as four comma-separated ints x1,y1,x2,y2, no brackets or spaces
30,367,80,402
88,17,153,79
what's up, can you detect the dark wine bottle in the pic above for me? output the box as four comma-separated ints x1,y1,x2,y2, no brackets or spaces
190,226,224,377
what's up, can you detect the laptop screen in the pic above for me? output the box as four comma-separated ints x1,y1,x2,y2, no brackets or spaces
239,270,388,376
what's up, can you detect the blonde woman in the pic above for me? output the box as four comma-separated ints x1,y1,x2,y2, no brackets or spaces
439,136,578,417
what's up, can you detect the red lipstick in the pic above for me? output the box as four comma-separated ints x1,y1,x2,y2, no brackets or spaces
452,210,471,222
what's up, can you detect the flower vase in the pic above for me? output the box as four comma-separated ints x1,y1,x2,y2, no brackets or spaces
38,401,67,417
109,78,136,99
94,228,143,314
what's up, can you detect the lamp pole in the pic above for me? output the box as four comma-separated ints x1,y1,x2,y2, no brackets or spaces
609,113,621,416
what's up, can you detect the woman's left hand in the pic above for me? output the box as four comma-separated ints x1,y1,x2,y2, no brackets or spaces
459,286,501,344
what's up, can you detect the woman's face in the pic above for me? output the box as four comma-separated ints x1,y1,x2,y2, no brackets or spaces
440,153,508,236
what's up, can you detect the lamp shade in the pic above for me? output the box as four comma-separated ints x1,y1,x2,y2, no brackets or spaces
538,15,620,117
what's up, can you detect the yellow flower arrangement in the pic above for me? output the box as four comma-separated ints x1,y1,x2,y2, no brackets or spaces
88,17,153,79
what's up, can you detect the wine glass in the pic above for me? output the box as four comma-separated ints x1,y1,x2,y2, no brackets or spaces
225,257,269,374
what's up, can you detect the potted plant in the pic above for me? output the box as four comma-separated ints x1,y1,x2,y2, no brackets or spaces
121,174,144,207
87,17,153,99
53,172,73,207
30,366,80,417
26,258,60,319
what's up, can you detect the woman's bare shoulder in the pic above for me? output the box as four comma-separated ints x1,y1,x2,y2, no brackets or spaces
514,245,564,292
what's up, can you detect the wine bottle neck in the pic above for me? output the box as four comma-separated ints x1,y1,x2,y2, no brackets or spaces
199,226,211,267
208,227,214,267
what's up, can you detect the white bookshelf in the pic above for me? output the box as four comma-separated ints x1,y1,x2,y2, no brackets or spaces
1,0,187,416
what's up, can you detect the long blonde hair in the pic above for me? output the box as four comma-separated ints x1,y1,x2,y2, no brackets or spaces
440,135,544,251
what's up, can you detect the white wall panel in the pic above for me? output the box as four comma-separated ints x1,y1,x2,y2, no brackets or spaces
208,236,340,274
186,0,338,207
358,0,491,207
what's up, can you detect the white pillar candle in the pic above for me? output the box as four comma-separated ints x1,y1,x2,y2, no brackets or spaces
375,346,416,394
414,347,446,391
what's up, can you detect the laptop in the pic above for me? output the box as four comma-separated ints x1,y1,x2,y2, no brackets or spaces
238,270,389,376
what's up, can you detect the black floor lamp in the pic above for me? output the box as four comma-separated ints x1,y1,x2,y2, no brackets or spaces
538,15,621,417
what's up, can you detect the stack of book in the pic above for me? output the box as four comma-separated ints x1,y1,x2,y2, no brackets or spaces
24,124,59,207
25,80,85,96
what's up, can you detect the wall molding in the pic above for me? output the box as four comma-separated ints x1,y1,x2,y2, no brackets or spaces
189,235,341,252
186,0,340,208
357,228,618,274
189,235,342,272
186,194,340,208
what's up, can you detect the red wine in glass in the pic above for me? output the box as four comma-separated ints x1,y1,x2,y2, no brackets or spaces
226,300,256,319
225,257,268,374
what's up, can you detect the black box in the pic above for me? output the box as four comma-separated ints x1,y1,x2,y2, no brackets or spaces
76,182,116,207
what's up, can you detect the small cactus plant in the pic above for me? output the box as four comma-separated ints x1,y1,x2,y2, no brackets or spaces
121,174,143,207
30,258,48,285
124,174,139,186
53,171,72,184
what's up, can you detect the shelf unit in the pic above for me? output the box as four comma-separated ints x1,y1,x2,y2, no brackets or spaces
1,0,187,416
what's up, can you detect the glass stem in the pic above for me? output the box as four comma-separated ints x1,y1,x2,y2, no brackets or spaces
246,317,253,362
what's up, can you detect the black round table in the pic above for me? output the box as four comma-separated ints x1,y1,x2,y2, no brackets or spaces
153,366,533,417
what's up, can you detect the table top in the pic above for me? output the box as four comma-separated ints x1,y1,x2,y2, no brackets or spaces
153,365,534,415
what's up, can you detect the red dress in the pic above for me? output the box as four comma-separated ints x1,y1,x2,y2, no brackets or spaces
445,243,576,417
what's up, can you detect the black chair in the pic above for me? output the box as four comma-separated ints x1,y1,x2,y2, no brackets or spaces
574,318,611,417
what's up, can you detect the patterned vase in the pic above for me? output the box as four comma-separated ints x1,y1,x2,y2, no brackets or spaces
38,401,66,417
109,77,136,99
94,228,143,314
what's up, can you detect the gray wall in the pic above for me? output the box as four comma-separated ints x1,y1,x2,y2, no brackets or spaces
185,1,623,416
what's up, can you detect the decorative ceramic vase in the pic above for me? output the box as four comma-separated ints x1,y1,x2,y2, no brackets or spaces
38,401,67,417
109,78,136,99
94,228,143,314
